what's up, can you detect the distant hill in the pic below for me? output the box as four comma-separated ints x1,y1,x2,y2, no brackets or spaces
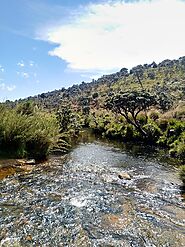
4,56,185,115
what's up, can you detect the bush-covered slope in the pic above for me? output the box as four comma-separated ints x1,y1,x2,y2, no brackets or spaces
4,56,185,114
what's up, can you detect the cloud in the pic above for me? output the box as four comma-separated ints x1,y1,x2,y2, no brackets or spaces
41,0,185,73
22,72,29,78
17,61,25,67
29,61,34,67
0,82,16,91
17,71,30,79
7,85,16,91
0,83,6,90
0,65,5,72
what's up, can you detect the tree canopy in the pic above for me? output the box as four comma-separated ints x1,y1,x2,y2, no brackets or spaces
105,90,156,136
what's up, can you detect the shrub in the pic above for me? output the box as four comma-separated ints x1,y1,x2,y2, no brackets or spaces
179,165,185,184
0,107,60,160
137,113,148,125
143,122,162,143
149,110,160,121
156,118,169,131
123,124,134,140
169,132,185,161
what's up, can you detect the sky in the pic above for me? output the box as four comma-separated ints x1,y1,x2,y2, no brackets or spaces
0,0,185,101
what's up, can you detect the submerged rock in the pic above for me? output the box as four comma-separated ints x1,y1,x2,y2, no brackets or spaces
118,172,132,180
16,159,35,165
0,159,36,179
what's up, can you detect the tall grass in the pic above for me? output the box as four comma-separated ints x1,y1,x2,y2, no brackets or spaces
0,105,60,160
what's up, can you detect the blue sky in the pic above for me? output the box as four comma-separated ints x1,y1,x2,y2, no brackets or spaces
0,0,185,101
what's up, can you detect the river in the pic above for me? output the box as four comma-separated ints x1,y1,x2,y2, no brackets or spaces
0,131,185,246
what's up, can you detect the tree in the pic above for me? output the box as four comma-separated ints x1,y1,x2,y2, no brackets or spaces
130,65,144,89
78,96,91,115
56,104,72,133
105,91,156,137
153,85,173,111
56,103,81,134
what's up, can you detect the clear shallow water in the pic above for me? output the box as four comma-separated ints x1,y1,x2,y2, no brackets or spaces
0,131,185,246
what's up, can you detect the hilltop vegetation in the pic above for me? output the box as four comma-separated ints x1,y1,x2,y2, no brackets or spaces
5,56,185,113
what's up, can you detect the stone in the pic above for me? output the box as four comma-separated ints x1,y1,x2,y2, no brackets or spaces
118,172,132,180
16,159,35,165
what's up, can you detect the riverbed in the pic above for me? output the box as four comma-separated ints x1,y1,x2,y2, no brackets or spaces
0,131,185,246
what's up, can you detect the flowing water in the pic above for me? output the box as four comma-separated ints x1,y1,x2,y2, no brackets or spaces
0,131,185,247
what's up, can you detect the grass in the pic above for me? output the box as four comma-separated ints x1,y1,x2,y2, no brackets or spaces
0,105,60,160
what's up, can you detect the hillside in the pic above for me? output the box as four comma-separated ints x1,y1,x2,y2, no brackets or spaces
4,56,185,119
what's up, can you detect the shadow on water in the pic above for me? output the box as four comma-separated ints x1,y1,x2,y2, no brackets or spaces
0,129,185,246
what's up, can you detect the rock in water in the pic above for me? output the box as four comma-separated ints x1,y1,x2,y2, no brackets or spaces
118,172,131,180
16,159,35,165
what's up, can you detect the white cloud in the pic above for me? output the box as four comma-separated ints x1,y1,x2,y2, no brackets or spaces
0,83,16,91
22,72,29,78
7,85,16,91
29,61,34,67
17,71,30,79
0,83,6,90
0,65,5,72
17,61,25,67
41,0,185,73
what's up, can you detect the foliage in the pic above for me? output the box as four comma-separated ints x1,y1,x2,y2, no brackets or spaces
16,101,37,115
143,122,162,143
105,90,156,137
56,103,82,134
149,110,160,121
169,132,185,161
155,91,173,111
0,106,60,160
157,119,185,147
179,165,185,184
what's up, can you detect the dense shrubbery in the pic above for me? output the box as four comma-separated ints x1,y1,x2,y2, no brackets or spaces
0,104,60,160
89,110,185,164
179,165,185,183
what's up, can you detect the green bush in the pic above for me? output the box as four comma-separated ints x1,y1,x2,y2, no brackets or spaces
149,111,160,121
136,113,147,125
169,132,185,161
0,106,60,160
143,122,162,143
123,124,134,140
179,165,185,184
156,118,169,131
157,119,185,148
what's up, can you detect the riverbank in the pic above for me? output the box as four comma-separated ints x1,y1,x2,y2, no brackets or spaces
0,128,184,183
87,111,185,183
